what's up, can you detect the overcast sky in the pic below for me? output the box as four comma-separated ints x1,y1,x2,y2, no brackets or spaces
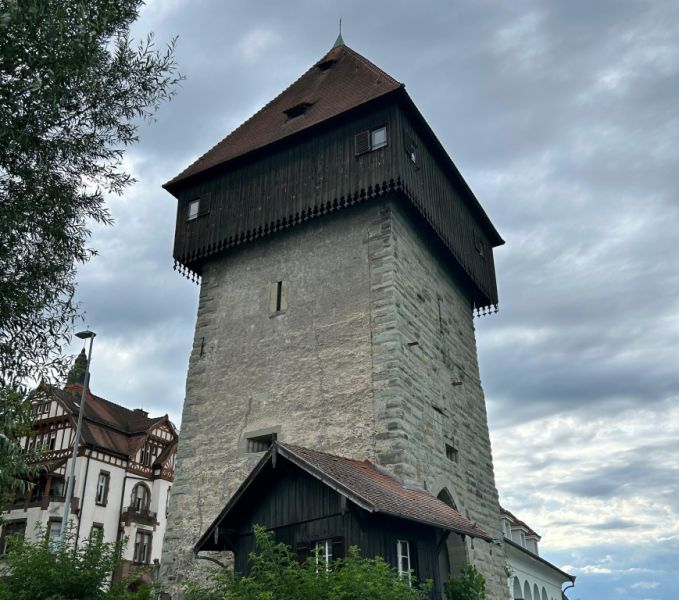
69,1,679,598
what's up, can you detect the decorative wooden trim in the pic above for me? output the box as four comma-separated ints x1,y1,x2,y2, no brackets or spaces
174,177,402,284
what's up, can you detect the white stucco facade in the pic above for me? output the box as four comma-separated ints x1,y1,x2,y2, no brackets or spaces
0,384,177,579
501,508,575,600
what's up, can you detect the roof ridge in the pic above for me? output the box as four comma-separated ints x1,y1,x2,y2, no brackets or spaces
59,384,164,431
341,45,401,87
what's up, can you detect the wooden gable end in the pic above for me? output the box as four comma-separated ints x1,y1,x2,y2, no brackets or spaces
206,455,444,591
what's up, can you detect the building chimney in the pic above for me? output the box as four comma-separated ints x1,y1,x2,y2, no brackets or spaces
133,408,149,418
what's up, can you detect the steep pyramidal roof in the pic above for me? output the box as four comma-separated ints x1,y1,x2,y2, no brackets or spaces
166,43,403,187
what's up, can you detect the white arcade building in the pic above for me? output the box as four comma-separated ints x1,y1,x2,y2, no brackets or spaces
501,507,576,600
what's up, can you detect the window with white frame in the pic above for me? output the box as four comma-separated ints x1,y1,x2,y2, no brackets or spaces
95,471,110,506
187,198,200,221
46,519,62,547
133,530,152,564
314,539,333,572
397,539,412,586
371,126,387,150
355,125,389,155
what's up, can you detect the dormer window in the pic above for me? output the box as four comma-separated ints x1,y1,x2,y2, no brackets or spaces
284,102,312,120
316,59,337,71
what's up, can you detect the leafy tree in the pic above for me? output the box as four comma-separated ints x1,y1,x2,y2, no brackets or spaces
0,525,154,599
0,386,40,508
445,564,486,600
0,0,181,500
183,525,430,600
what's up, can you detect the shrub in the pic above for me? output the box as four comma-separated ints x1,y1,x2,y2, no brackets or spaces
0,525,153,600
183,525,430,600
444,563,486,600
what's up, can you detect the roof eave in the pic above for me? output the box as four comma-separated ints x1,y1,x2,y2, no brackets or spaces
504,538,575,582
193,446,277,553
376,508,493,542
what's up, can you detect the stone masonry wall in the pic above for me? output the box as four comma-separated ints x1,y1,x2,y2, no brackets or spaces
160,202,383,587
161,196,508,598
370,199,508,597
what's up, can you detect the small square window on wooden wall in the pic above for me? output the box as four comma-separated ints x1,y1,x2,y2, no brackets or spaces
187,193,211,221
355,125,388,155
187,199,200,221
371,126,387,149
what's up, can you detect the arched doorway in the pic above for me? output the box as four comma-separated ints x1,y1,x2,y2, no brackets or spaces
524,581,533,600
436,489,468,577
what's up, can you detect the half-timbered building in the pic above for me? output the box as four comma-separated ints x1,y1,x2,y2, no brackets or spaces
0,352,178,578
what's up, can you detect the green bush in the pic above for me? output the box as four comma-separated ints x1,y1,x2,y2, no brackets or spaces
0,526,153,600
183,525,430,600
444,563,486,600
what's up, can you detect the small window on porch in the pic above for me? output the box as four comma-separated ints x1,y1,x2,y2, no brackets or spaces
397,539,412,586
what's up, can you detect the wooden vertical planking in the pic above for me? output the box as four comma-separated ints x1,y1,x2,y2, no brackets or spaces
171,101,498,307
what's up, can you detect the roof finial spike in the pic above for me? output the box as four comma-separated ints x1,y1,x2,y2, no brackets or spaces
332,18,345,49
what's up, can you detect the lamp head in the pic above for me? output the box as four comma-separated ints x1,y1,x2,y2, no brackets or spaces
75,329,96,340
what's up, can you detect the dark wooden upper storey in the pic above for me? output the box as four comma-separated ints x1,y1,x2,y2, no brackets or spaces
165,43,504,310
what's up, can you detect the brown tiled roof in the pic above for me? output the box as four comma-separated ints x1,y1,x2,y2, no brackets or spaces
47,384,172,458
280,443,491,540
196,442,491,552
166,43,403,187
500,506,541,539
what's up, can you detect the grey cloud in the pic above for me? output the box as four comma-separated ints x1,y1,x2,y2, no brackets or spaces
63,2,679,598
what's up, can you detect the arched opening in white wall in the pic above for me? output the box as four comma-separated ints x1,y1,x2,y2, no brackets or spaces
131,482,151,512
524,580,533,600
437,488,468,578
513,577,523,599
541,587,548,600
533,583,540,600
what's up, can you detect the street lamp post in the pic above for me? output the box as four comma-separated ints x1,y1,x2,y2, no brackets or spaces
58,329,96,543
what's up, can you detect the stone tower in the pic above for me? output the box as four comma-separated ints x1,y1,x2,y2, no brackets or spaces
161,41,508,597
